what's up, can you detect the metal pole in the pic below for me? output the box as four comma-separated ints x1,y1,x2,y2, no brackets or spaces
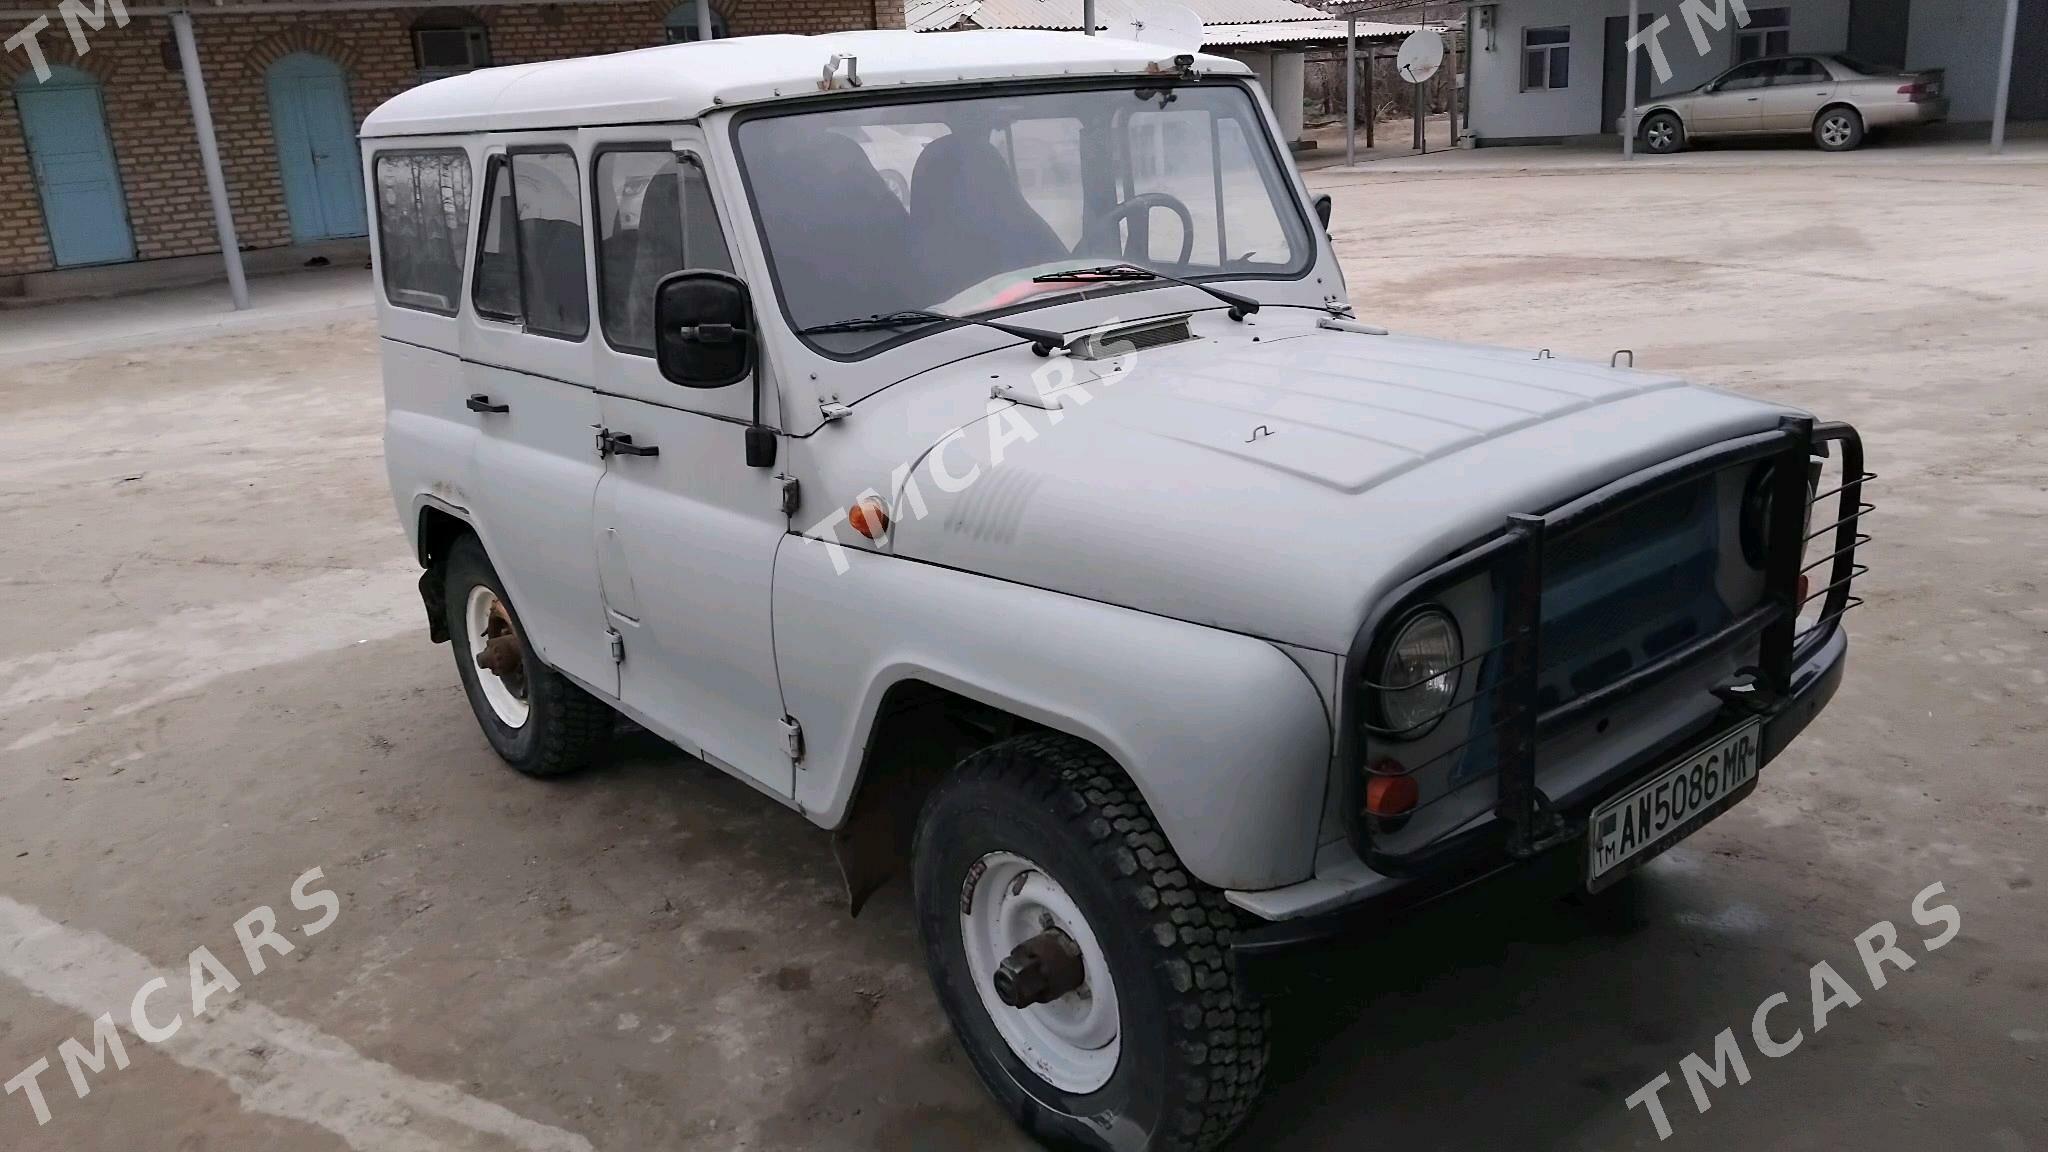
1991,0,2020,153
1623,0,1640,158
1447,10,1460,144
171,11,248,311
696,0,712,40
1083,0,1095,35
1366,49,1376,149
1345,14,1357,165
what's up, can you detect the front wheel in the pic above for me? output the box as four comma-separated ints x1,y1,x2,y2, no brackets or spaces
1641,111,1686,155
1815,107,1865,152
913,733,1268,1152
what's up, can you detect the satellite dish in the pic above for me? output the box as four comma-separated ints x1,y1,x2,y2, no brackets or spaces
1396,29,1445,84
1102,1,1205,54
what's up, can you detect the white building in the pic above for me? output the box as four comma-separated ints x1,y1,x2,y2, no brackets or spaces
910,0,1421,145
1451,0,2043,144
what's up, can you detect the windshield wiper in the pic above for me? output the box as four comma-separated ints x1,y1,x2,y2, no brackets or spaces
1032,264,1261,321
799,309,1067,356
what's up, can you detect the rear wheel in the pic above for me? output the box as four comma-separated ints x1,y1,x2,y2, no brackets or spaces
1641,111,1686,155
913,733,1268,1152
443,534,613,777
1815,106,1865,151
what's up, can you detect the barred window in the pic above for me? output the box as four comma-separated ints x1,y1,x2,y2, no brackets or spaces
374,150,473,316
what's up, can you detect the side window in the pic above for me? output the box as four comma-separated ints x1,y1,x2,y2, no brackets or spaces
1718,62,1774,91
374,150,472,315
1522,27,1571,91
595,148,734,355
1774,58,1824,85
471,150,590,340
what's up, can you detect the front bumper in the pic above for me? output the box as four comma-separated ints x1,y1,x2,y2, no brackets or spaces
1231,624,1845,964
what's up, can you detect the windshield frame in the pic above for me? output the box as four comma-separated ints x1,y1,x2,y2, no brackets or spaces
726,76,1318,363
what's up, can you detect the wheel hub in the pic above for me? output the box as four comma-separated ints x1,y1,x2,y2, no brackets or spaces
960,851,1121,1093
465,585,531,728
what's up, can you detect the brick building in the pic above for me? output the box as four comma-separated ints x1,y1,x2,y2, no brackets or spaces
0,1,906,296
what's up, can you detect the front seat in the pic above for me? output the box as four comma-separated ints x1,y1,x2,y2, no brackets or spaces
749,130,917,323
909,132,1070,303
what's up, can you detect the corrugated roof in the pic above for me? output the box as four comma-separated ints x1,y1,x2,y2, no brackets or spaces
1200,18,1423,45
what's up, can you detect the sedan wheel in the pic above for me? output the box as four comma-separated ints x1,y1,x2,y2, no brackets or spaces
1815,108,1865,152
1642,112,1684,155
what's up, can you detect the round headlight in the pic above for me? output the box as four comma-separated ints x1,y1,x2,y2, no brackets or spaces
1376,608,1463,739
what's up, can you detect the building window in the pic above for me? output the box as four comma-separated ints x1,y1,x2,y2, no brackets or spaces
374,150,473,315
1736,7,1791,63
1523,27,1571,90
664,1,726,43
413,10,490,81
594,148,733,355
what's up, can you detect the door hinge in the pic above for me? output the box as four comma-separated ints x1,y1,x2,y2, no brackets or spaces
779,715,805,764
607,627,624,663
777,475,801,517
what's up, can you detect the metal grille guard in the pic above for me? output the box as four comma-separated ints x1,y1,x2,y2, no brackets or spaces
1343,417,1871,875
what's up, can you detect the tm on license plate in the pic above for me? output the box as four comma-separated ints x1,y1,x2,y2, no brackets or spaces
1588,720,1761,888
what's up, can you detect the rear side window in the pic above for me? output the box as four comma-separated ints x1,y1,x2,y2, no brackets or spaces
594,148,733,355
470,149,591,341
374,150,472,315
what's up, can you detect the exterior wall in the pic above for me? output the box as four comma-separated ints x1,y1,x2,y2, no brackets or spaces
0,0,904,279
1467,0,1853,140
1905,0,2024,121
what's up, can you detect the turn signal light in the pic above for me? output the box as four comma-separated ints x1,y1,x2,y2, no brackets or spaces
1797,573,1811,605
848,496,890,540
1365,761,1418,817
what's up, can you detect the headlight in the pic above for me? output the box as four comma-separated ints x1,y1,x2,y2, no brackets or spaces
1375,608,1463,740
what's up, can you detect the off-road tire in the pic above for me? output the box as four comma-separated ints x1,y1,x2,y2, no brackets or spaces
443,534,613,777
912,732,1269,1152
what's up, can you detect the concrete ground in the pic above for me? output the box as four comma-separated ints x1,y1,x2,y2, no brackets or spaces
1,150,2044,1151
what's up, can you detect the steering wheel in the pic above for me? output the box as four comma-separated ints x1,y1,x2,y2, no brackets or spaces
1089,192,1196,268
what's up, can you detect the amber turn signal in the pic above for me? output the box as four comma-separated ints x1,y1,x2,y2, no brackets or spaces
849,496,891,540
1365,762,1418,817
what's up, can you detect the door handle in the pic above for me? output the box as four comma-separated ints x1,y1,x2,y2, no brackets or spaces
466,393,509,413
597,429,659,458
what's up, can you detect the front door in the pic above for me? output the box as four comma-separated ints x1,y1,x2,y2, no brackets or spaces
586,139,793,799
15,67,134,268
267,53,369,242
1694,60,1775,135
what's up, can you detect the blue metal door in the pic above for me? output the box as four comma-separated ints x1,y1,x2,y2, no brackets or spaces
14,66,135,268
266,53,367,242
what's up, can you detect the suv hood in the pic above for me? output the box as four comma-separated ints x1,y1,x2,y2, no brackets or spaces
859,309,1793,653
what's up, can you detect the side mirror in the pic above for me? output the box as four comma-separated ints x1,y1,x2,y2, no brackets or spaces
654,270,755,389
1313,193,1333,230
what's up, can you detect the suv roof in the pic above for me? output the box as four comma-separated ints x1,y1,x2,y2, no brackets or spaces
360,29,1250,138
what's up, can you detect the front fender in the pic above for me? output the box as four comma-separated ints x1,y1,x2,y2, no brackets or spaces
774,536,1333,892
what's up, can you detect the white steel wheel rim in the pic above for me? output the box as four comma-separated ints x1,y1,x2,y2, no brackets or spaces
960,851,1121,1094
464,585,530,728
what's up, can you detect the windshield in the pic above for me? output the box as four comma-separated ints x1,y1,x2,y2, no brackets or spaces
733,82,1313,355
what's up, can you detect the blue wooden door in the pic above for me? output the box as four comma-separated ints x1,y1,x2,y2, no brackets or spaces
266,53,367,242
15,66,135,268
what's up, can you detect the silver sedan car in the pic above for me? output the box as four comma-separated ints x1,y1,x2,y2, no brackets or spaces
1634,54,1948,154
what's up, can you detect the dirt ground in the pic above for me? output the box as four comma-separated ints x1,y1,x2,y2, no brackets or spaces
2,151,2044,1151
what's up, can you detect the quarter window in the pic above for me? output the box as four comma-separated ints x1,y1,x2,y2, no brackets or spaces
471,150,590,341
1523,27,1571,91
1736,7,1791,63
595,148,734,355
374,150,472,316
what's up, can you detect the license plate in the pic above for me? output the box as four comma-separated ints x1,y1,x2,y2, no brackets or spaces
1587,720,1761,889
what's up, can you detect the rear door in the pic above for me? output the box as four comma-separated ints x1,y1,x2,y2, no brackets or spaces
1692,61,1774,135
1758,58,1836,132
460,144,618,698
585,132,793,799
